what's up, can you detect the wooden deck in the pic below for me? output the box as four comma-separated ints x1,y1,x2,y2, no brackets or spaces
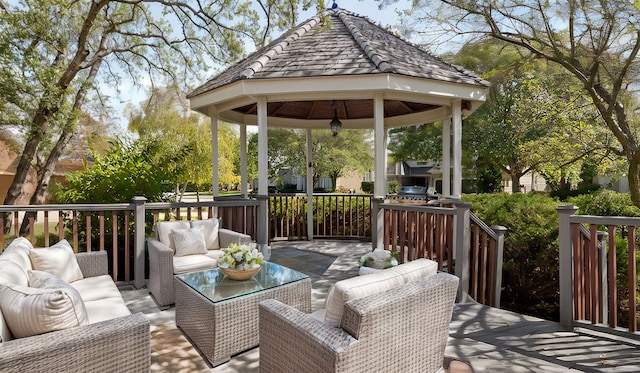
120,241,640,372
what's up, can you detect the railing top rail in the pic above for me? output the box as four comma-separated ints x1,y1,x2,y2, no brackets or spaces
145,200,260,210
470,212,498,240
379,202,457,215
571,214,640,226
0,203,134,212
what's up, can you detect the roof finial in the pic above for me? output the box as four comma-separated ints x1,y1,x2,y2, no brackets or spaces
331,1,338,9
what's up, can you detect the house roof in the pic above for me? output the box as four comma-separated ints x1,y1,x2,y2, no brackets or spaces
187,8,488,128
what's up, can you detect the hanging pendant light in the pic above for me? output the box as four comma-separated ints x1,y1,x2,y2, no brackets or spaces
330,100,341,136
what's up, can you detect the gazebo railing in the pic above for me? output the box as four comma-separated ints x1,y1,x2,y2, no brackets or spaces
379,201,505,308
558,205,639,333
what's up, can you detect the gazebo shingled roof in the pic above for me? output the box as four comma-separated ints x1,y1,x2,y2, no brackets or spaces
187,8,488,126
187,7,489,245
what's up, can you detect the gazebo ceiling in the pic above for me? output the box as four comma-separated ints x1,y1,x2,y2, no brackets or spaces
233,99,440,121
187,8,489,127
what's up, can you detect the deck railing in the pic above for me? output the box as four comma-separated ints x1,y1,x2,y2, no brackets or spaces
269,193,371,240
379,200,506,308
0,194,504,308
558,205,639,333
0,198,258,288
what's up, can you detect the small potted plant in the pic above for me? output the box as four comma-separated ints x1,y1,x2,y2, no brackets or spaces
218,242,264,280
358,248,400,275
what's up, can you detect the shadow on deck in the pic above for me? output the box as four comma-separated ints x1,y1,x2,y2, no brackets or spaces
119,240,640,372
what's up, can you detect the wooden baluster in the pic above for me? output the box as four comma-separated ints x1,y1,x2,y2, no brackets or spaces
72,211,78,252
86,213,92,252
99,211,105,251
112,211,118,282
572,224,584,320
590,224,599,323
608,225,617,328
58,211,64,241
124,212,130,283
29,212,35,245
44,211,49,247
628,226,637,332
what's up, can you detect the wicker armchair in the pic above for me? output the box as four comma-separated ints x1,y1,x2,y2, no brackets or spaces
259,272,459,373
147,220,250,308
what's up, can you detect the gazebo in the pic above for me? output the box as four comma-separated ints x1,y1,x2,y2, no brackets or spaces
187,8,489,246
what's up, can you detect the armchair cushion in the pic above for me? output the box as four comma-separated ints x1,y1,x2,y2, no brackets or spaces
171,226,208,257
324,258,438,327
28,239,83,283
324,269,403,327
173,255,218,274
191,218,221,249
0,272,88,338
155,220,190,251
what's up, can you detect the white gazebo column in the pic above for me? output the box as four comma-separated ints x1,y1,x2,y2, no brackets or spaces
452,99,462,198
372,93,386,249
240,124,248,197
306,129,314,241
210,114,219,198
442,117,451,197
256,97,269,245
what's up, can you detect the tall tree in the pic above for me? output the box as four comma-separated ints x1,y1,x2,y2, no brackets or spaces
0,0,321,230
392,0,640,205
128,87,240,200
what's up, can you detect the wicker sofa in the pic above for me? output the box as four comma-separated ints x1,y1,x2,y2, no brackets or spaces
0,237,150,373
259,263,458,373
147,218,250,308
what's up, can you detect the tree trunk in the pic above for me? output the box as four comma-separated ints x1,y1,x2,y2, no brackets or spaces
19,131,75,235
510,173,521,193
3,108,52,233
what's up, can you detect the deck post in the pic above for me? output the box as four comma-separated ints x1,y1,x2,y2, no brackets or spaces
453,202,471,302
491,225,507,308
133,196,147,289
597,231,609,325
557,205,578,328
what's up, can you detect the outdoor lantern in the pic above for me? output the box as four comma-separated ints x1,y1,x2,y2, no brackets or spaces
330,101,342,136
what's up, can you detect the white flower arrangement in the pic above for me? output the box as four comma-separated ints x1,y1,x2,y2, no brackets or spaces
359,249,399,269
218,242,264,270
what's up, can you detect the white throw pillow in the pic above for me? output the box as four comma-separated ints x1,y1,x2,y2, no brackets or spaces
28,239,84,283
0,272,89,338
171,226,208,257
155,220,190,251
190,218,221,250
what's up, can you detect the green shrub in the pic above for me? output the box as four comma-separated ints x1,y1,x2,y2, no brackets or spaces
361,181,374,194
568,189,640,217
462,192,562,320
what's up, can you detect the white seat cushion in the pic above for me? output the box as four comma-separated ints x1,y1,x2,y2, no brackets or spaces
205,249,222,261
155,221,190,251
190,219,221,250
83,297,131,324
324,269,404,327
28,240,84,283
173,254,218,274
69,275,123,302
171,226,208,257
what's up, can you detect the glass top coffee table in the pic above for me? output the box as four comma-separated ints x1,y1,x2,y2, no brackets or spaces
174,262,311,367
